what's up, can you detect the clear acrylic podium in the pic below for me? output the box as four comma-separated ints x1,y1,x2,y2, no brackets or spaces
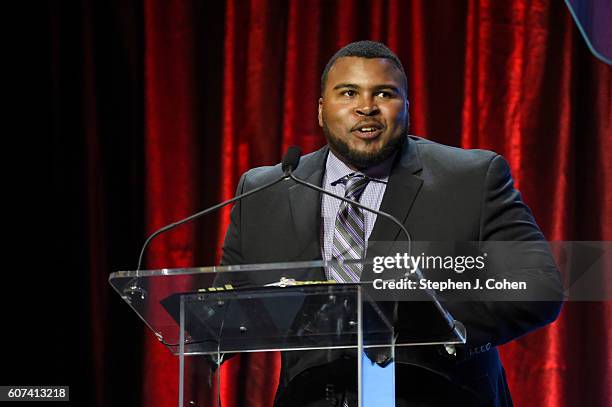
109,260,466,407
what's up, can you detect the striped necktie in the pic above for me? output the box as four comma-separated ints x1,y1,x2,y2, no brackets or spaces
330,172,370,282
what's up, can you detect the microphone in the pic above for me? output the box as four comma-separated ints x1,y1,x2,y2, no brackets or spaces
136,145,413,270
282,146,301,175
136,147,301,271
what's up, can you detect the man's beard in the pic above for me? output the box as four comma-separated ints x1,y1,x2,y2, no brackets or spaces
322,119,408,169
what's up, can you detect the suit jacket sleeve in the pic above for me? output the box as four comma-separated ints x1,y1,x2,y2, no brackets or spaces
220,172,247,266
446,154,563,350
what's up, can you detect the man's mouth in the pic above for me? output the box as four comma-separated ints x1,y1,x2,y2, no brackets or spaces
351,122,384,139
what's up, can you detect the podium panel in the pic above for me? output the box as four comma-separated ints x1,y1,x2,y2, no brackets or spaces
110,260,466,406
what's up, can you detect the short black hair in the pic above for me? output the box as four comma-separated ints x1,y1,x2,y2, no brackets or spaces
320,40,408,95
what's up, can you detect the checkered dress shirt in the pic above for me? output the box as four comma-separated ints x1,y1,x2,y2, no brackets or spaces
320,151,393,263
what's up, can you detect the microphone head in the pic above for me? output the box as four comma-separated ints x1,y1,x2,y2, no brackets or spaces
282,146,301,174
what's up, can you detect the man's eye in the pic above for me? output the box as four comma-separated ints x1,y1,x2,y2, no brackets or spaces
376,91,393,98
342,90,356,97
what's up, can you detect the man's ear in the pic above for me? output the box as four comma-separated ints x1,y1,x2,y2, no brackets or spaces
318,98,323,127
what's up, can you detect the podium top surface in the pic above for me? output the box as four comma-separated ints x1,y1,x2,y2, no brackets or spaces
110,259,332,279
109,260,465,355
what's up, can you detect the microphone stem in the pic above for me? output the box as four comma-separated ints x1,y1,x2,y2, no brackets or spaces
137,176,288,271
137,165,413,271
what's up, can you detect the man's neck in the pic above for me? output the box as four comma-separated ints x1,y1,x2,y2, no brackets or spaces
327,149,396,180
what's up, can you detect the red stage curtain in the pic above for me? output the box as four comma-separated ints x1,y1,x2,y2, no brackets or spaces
141,0,611,406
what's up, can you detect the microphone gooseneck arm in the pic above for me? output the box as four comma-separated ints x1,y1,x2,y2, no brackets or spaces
135,144,413,272
136,176,287,271
137,145,302,272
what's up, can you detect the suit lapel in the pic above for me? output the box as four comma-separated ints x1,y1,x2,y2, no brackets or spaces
288,146,328,261
369,137,423,244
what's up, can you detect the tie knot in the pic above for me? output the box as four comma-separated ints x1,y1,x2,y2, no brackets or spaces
343,173,370,200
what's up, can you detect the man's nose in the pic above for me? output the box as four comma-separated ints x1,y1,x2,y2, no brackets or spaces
355,95,380,116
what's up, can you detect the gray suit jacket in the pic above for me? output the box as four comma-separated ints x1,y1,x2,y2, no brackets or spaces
221,136,563,406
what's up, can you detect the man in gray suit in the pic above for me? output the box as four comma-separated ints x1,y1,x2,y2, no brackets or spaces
221,41,563,406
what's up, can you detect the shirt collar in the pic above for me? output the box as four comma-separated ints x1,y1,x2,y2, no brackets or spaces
325,149,395,186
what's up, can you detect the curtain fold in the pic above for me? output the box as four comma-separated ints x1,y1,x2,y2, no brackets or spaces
142,1,200,405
